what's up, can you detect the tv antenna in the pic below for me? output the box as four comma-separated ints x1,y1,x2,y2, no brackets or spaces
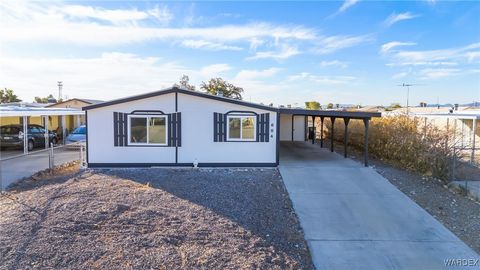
57,81,63,101
397,83,422,115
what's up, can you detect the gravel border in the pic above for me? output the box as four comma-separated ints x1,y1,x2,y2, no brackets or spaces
0,167,313,269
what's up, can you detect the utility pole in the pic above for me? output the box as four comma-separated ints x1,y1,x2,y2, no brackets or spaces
57,81,63,101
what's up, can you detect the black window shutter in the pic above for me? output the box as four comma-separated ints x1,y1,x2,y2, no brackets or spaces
176,112,182,147
213,112,225,142
256,113,270,142
168,112,182,147
113,112,127,146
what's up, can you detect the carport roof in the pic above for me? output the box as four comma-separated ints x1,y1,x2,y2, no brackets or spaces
0,106,85,117
279,108,381,119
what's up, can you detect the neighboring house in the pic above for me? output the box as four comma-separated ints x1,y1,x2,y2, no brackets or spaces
46,98,104,109
83,87,380,167
47,98,103,128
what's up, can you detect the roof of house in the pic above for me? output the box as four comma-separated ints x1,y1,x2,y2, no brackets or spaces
46,98,104,107
82,87,279,112
83,87,382,119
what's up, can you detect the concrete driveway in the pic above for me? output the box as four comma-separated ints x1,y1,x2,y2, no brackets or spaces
0,147,81,189
279,142,479,270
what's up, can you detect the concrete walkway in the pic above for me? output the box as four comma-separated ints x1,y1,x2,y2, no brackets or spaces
279,142,479,270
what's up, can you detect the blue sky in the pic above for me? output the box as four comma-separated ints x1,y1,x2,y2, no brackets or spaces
1,0,479,107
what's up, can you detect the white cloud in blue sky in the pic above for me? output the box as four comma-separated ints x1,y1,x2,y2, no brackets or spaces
1,0,479,106
383,12,420,28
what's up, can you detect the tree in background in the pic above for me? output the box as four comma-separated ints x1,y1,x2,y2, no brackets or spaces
201,78,243,100
305,101,321,110
34,94,57,103
174,75,196,91
390,103,402,109
327,103,334,109
0,88,22,103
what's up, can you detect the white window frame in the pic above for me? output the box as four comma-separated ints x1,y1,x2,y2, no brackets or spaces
226,115,256,142
128,114,168,146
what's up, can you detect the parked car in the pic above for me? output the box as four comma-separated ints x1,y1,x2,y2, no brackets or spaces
65,125,86,149
0,124,58,151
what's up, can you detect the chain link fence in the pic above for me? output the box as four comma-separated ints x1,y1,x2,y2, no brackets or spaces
0,142,86,190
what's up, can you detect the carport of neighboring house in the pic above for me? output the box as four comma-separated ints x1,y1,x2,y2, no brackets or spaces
0,107,85,158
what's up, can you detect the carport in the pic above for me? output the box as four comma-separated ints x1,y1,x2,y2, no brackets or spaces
0,106,85,157
278,109,381,166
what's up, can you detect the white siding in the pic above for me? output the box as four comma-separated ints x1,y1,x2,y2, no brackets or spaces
280,114,305,141
87,93,176,164
177,93,277,164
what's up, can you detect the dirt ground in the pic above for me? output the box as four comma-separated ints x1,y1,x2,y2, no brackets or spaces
0,167,313,270
329,141,480,254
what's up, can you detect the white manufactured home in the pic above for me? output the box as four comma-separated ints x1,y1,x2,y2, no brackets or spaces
83,87,380,167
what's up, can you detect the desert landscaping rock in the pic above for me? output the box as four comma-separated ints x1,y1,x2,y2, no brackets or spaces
0,167,313,269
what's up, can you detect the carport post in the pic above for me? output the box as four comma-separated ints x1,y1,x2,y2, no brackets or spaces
61,115,66,145
320,117,324,148
344,118,350,158
44,115,49,149
304,116,308,141
75,115,81,127
311,116,316,144
23,116,28,154
330,117,336,152
291,115,294,141
363,118,370,167
472,118,477,163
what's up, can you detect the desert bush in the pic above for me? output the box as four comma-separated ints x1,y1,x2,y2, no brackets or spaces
322,115,461,181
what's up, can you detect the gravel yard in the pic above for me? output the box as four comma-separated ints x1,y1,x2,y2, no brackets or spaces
330,142,480,254
0,167,313,269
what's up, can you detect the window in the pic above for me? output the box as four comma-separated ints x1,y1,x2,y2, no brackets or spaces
227,115,256,141
128,115,167,145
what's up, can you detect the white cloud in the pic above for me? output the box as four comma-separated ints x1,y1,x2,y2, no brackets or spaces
147,5,175,24
420,68,460,79
466,51,480,62
380,41,416,54
383,12,420,27
181,40,243,51
59,5,147,24
319,60,348,68
313,35,371,54
0,53,192,102
329,0,359,17
0,1,317,47
338,0,360,13
249,38,265,50
386,61,458,67
200,64,231,77
235,68,282,81
247,44,301,60
393,42,480,63
288,72,355,85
